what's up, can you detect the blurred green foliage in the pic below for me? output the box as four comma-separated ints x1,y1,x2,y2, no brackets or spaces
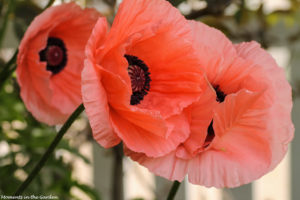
0,78,100,199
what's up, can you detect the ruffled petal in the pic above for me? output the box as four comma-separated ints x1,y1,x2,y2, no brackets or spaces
94,64,174,139
187,90,272,187
19,3,81,48
234,41,294,170
188,20,237,85
82,59,121,148
125,148,188,182
213,90,271,138
101,0,190,59
179,82,217,157
85,18,109,62
112,112,190,157
50,70,82,114
17,61,68,125
188,138,271,188
127,34,207,117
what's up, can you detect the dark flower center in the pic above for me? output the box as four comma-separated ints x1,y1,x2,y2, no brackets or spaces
202,86,226,148
125,55,151,105
203,121,215,148
39,37,67,75
214,85,226,103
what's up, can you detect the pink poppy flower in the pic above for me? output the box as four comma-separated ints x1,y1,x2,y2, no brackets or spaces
82,0,213,157
17,3,102,125
126,21,294,188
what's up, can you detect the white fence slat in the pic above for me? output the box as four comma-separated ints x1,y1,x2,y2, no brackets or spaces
253,151,291,200
124,158,155,200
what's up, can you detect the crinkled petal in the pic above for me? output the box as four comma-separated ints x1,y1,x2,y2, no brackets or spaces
187,137,271,188
101,0,190,59
112,112,190,157
127,33,207,117
82,59,121,148
213,90,270,138
179,83,217,157
85,17,109,62
95,0,205,117
188,20,237,85
234,41,294,170
18,67,68,125
187,90,272,187
125,148,188,182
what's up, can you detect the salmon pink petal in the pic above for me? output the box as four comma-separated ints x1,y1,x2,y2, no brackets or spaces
234,41,294,170
114,108,168,138
17,3,102,125
85,18,109,62
82,60,121,148
213,90,270,138
18,67,68,124
187,136,271,188
188,21,271,95
84,58,187,153
112,112,190,157
94,65,170,138
127,36,207,117
180,83,217,157
125,148,188,182
100,0,190,59
187,90,272,187
188,20,237,85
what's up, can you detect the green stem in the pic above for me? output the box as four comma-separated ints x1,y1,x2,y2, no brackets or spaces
14,104,85,195
166,181,181,200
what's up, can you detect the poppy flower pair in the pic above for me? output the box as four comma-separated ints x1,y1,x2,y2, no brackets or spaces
17,0,294,188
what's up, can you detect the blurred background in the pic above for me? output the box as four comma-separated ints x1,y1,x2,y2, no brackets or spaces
0,0,299,199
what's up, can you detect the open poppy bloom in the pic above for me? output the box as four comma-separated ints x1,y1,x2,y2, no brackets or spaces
17,3,102,125
82,0,213,157
126,21,294,187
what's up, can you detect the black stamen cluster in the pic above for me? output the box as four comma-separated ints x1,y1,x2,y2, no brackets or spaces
124,55,151,105
204,120,215,148
214,85,226,103
39,37,67,75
